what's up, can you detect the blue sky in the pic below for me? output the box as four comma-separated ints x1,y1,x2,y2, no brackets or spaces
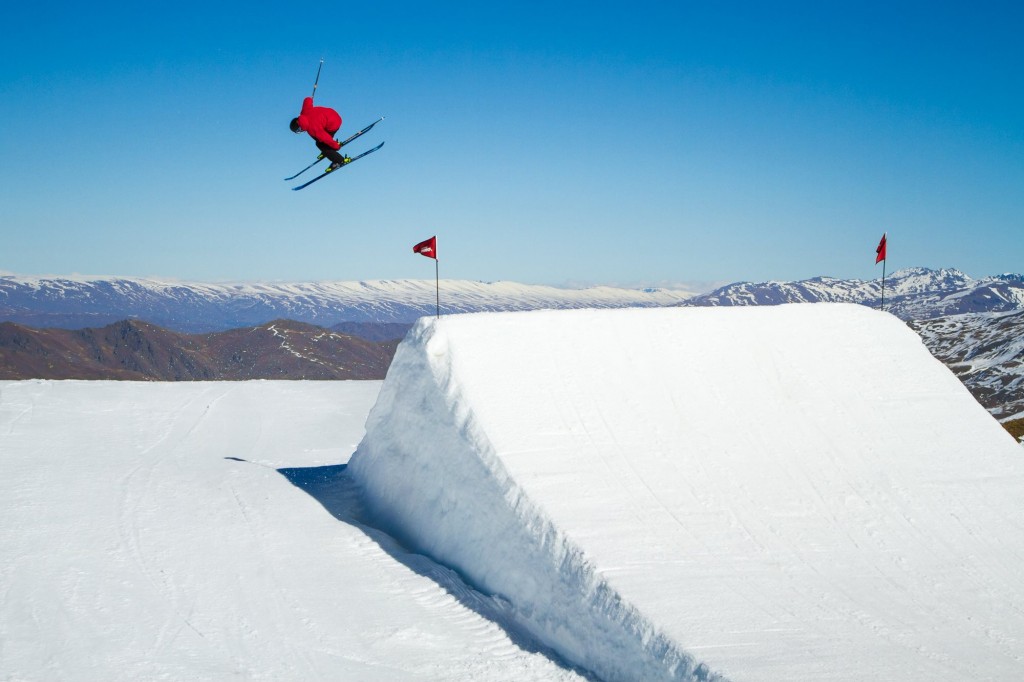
1,1,1021,289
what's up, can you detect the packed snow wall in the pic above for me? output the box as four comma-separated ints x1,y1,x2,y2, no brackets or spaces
348,304,1024,682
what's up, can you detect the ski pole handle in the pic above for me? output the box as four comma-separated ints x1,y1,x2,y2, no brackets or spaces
311,58,323,99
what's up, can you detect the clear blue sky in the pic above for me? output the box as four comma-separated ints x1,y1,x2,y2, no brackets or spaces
1,1,1021,289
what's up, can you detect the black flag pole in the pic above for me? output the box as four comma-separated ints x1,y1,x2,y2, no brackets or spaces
434,258,440,318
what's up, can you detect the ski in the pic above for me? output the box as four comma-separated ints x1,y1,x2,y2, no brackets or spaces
284,117,385,181
291,141,386,191
284,154,324,181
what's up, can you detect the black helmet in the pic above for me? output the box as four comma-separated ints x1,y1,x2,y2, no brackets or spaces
289,118,302,133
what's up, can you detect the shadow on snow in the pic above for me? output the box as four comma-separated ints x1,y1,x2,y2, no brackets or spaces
273,460,598,681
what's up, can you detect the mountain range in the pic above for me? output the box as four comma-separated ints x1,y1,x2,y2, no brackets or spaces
681,267,1024,320
910,310,1024,421
2,268,1021,332
1,268,1021,430
0,275,696,332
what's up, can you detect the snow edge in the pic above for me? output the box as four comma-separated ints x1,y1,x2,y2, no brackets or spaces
348,317,725,682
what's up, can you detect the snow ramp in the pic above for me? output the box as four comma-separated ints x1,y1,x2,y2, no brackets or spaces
348,304,1024,682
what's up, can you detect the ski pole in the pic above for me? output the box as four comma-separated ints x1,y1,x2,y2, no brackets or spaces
311,58,323,99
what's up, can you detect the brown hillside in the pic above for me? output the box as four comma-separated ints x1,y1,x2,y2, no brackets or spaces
0,319,395,381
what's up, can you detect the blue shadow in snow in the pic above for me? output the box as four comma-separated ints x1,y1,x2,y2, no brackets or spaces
275,462,597,681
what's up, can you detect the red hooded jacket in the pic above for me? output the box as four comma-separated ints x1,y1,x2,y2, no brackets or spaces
296,97,342,150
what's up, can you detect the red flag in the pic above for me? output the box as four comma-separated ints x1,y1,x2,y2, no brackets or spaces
875,233,887,264
413,236,437,259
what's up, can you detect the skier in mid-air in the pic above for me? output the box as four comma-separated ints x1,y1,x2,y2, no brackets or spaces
285,60,385,189
290,97,351,171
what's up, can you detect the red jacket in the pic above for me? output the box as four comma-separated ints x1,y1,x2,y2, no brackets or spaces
296,97,342,150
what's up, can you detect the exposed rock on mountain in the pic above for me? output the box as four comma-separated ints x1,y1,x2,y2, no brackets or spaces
684,268,1024,320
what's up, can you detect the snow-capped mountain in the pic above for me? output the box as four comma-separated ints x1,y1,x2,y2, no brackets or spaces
0,275,697,332
684,267,1024,320
2,269,1021,425
3,268,1021,333
910,309,1024,421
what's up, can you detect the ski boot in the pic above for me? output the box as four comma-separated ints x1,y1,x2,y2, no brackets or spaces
326,155,353,172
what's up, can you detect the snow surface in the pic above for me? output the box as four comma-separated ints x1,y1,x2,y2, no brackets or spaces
350,304,1024,681
0,380,583,681
5,304,1023,681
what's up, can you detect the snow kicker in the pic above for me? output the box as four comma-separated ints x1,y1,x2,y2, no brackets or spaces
348,304,1024,682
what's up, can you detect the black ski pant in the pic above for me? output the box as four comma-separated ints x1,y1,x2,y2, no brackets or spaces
316,140,346,165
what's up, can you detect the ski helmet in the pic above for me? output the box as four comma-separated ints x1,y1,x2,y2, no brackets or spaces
289,118,302,133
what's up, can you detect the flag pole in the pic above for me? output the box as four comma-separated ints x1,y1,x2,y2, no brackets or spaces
875,232,888,312
880,258,886,312
412,235,439,317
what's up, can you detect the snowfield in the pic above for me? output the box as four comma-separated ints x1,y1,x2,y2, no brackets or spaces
0,380,582,681
3,304,1024,681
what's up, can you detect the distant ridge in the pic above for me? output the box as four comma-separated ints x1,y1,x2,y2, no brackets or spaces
0,319,395,381
0,275,697,332
683,267,1024,320
2,269,1022,424
2,269,1021,334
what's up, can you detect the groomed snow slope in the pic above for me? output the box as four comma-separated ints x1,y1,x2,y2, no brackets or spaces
0,381,582,681
349,304,1024,682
